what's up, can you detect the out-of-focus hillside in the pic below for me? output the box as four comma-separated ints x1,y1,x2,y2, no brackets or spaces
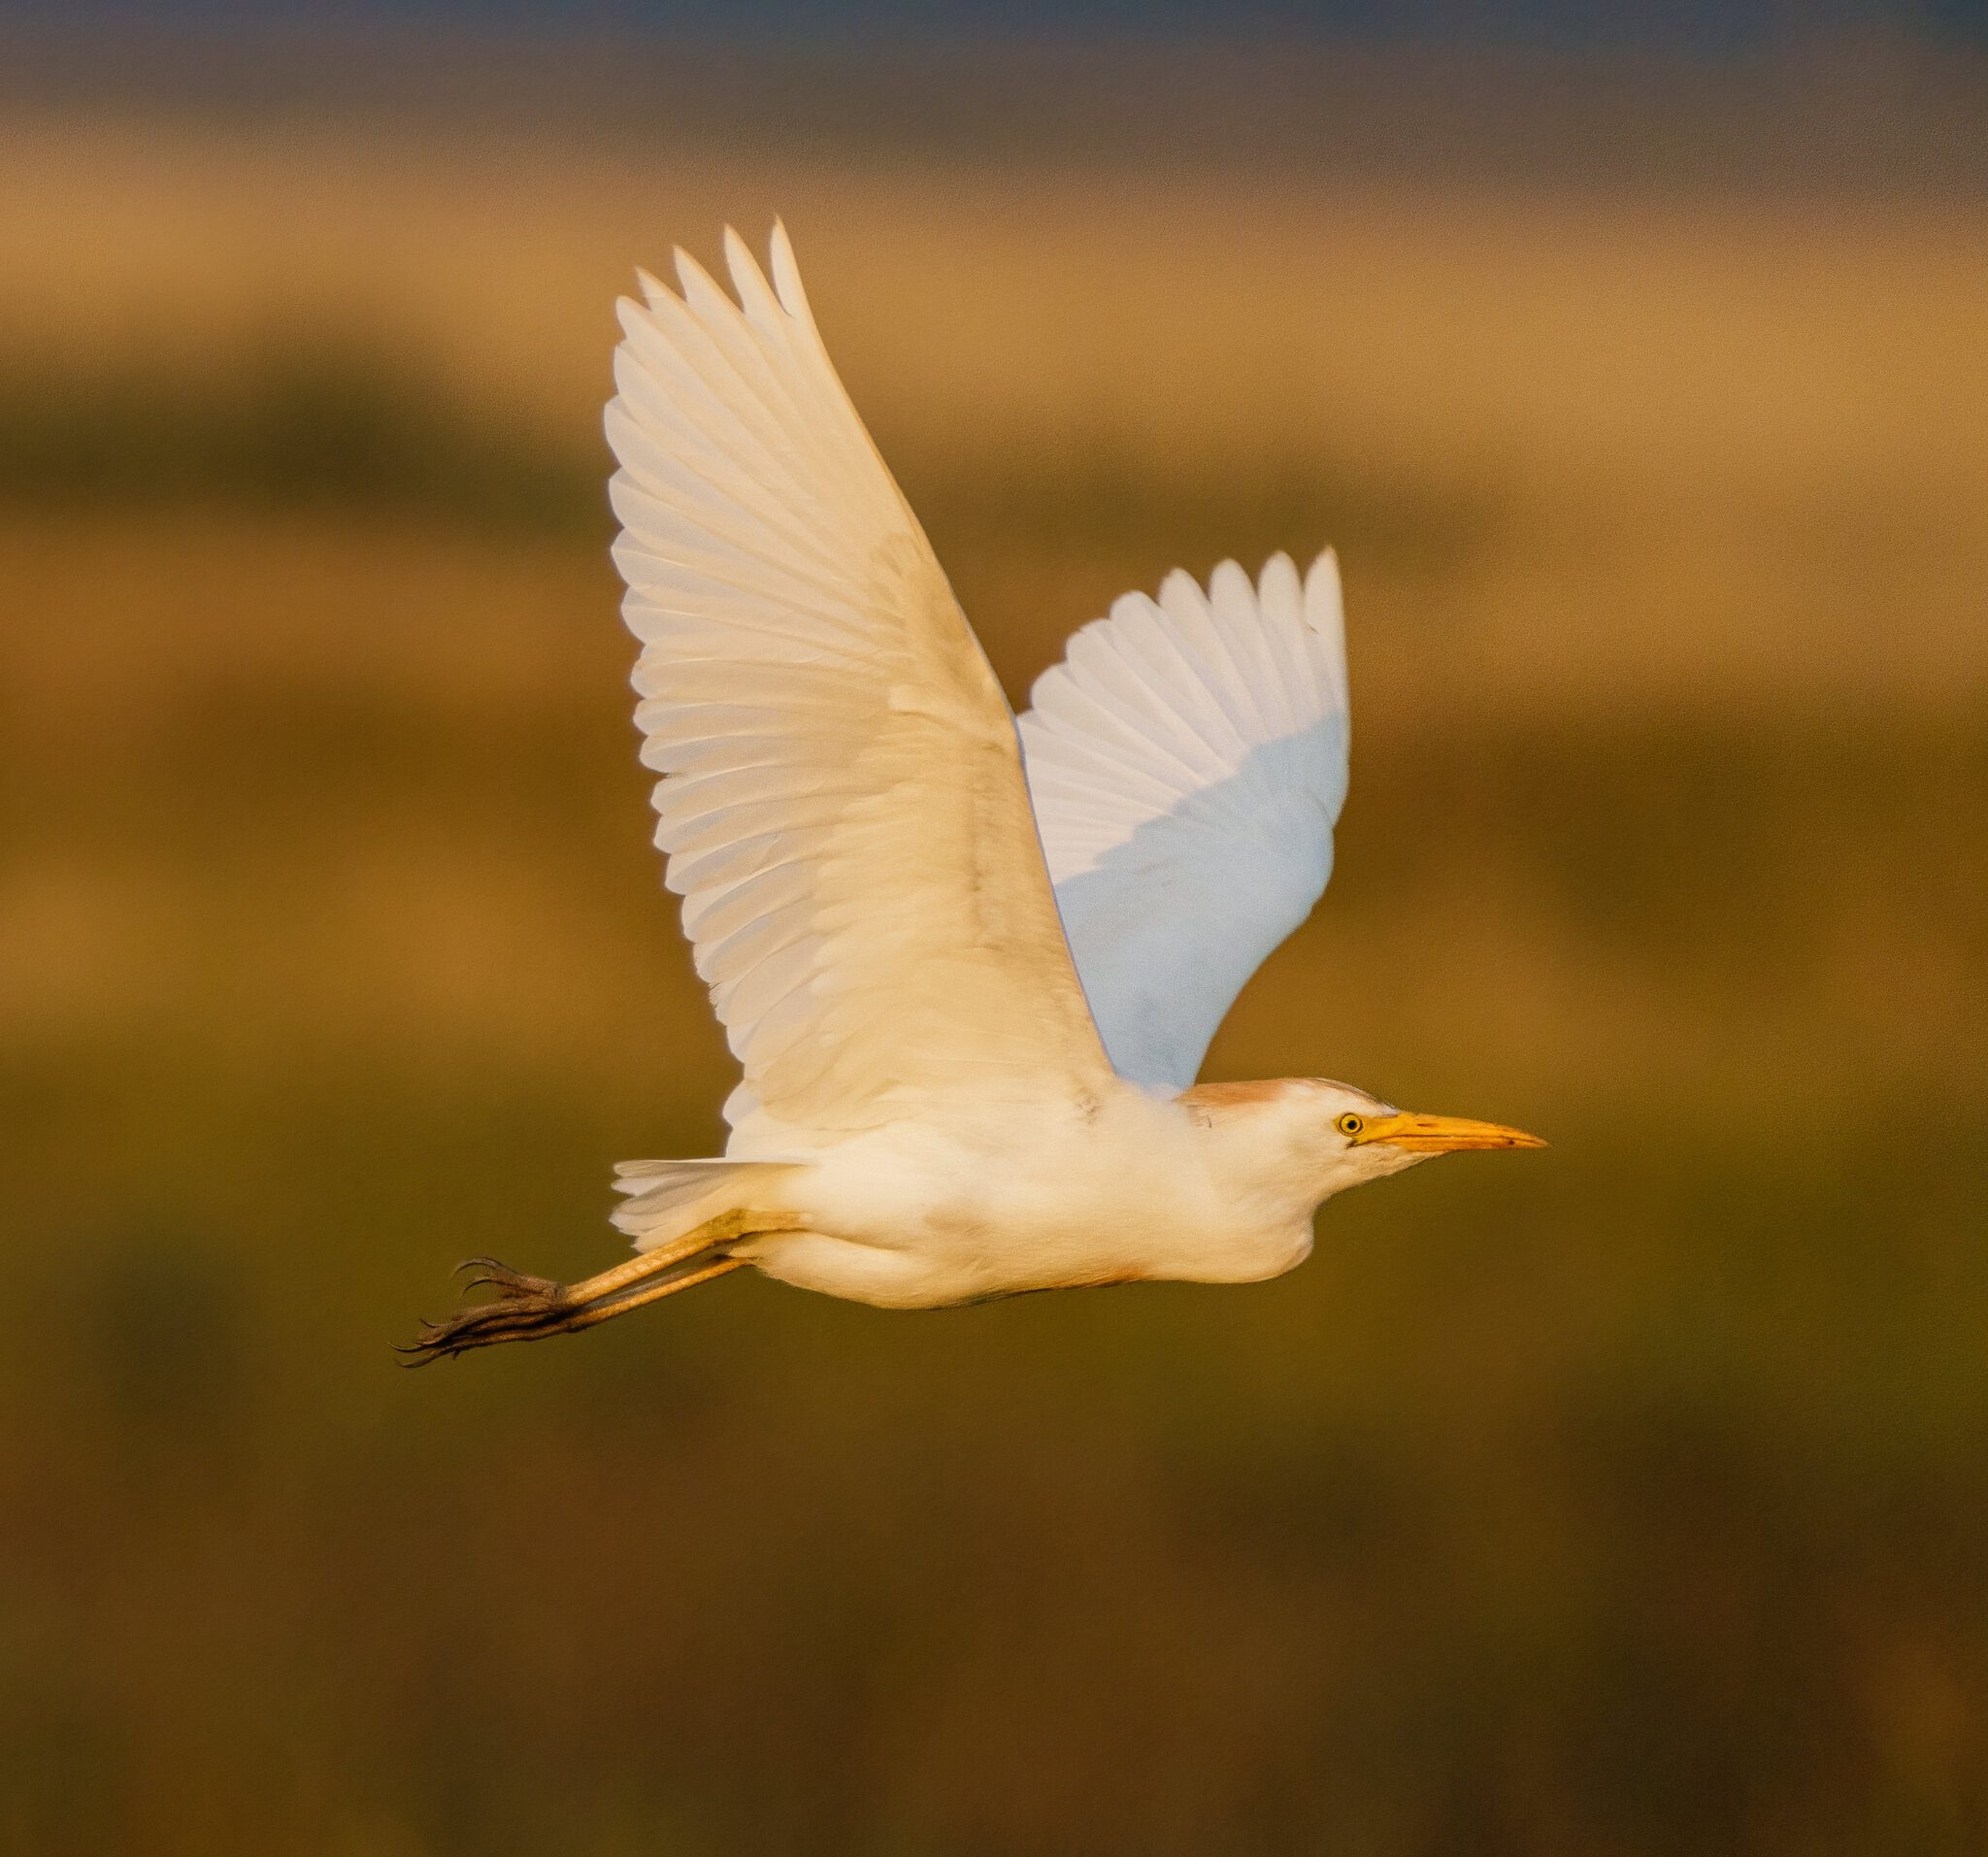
1,101,1984,1857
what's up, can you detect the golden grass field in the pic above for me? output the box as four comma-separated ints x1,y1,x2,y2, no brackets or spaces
1,109,1984,1854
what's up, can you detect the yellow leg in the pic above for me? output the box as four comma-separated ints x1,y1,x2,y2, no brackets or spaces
401,1209,799,1365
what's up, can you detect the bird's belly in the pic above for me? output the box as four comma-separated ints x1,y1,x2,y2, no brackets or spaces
742,1113,1310,1309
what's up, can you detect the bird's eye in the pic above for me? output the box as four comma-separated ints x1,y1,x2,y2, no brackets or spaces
1336,1113,1364,1137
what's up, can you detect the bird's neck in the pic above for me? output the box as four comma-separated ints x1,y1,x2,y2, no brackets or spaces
1180,1080,1342,1224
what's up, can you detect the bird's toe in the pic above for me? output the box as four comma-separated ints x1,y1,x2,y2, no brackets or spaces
401,1258,573,1364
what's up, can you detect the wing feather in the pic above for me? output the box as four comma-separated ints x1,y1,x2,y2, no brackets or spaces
1017,552,1350,1092
607,227,1112,1143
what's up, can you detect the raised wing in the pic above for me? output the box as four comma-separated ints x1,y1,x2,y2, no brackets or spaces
606,227,1112,1139
1017,552,1349,1093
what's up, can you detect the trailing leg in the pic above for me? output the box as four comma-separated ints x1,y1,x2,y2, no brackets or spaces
401,1209,800,1364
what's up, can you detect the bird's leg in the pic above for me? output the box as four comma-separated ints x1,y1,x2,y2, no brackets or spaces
400,1209,801,1365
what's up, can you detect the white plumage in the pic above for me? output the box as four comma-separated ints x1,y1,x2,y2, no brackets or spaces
608,229,1110,1149
1020,552,1349,1091
411,226,1540,1357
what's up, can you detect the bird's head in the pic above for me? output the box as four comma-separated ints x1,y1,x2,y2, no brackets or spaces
1312,1079,1546,1190
1183,1078,1545,1208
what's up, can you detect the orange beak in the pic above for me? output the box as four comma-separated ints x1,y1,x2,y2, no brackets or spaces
1353,1111,1547,1153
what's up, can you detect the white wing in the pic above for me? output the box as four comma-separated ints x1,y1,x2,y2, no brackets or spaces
605,227,1112,1140
1017,552,1349,1093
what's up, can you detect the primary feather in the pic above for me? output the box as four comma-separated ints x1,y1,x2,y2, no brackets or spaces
605,226,1113,1145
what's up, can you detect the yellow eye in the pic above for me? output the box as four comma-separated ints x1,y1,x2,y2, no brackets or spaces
1336,1113,1364,1137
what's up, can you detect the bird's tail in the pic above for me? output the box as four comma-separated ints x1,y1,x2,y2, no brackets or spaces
609,1157,805,1250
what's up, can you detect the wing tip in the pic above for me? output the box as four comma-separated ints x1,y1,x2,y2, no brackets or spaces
672,242,713,301
1156,564,1206,613
1255,550,1303,609
625,225,798,327
768,221,810,321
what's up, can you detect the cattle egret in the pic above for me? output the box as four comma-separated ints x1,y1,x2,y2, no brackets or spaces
407,227,1541,1362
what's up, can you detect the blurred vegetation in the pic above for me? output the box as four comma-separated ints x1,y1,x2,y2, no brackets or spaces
1,117,1985,1857
0,346,1500,580
0,346,602,533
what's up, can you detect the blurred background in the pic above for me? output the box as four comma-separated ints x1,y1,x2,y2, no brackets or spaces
2,2,1985,1852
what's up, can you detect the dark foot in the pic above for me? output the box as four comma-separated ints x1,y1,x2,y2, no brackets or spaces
400,1216,774,1368
399,1257,574,1365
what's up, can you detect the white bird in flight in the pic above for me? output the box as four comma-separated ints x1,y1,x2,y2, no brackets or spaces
410,226,1541,1362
